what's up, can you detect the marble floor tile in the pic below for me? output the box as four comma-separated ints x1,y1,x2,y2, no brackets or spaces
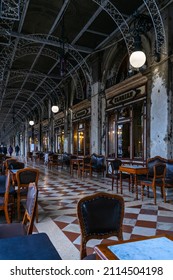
1,161,173,259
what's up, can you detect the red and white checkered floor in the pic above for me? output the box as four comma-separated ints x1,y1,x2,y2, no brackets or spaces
31,162,173,259
1,161,173,259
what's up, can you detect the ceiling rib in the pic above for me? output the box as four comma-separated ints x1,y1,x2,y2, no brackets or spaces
0,0,168,140
71,4,107,45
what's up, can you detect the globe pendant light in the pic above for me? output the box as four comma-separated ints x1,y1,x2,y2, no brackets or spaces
129,50,146,68
29,120,34,126
51,105,59,113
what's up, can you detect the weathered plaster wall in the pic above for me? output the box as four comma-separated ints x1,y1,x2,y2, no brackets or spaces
150,69,168,158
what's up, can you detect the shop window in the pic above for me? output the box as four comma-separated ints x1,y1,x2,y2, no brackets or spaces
133,103,143,158
73,120,90,155
108,115,115,157
56,128,64,154
107,101,145,160
42,134,48,152
117,123,130,158
85,122,90,155
34,136,38,151
73,125,78,154
78,131,84,154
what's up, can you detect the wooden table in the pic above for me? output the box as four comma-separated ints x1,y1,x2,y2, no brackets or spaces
0,232,61,260
94,235,173,260
119,165,148,199
70,158,83,177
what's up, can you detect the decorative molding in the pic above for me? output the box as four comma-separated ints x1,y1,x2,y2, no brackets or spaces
72,108,91,121
54,117,64,127
105,73,148,98
54,111,64,120
71,99,91,112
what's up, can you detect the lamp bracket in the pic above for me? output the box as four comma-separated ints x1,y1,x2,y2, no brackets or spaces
129,13,153,37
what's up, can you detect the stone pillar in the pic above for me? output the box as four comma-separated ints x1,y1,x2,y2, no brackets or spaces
24,121,28,160
148,4,170,158
100,92,106,155
68,108,73,153
63,85,71,153
150,62,168,158
168,56,173,158
91,82,101,154
48,100,54,152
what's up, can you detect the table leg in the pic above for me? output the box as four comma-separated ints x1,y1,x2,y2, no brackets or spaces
120,171,122,194
77,162,80,177
134,174,138,200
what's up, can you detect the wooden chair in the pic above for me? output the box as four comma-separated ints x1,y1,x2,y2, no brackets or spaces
15,168,39,222
0,182,38,238
77,192,124,260
110,159,131,192
90,153,105,177
0,171,15,223
70,155,78,176
79,156,92,178
4,158,17,174
48,154,63,169
140,163,166,204
0,154,6,174
27,152,33,162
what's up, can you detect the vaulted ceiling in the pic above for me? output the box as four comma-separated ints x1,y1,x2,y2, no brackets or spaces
0,0,168,140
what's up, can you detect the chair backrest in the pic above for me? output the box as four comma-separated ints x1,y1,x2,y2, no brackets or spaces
153,163,166,180
71,155,77,160
2,171,11,206
147,156,165,177
111,159,122,174
91,153,105,167
0,175,7,195
8,161,25,170
22,182,38,234
62,152,72,166
0,171,14,224
83,156,91,165
16,168,39,189
4,158,17,173
77,192,124,259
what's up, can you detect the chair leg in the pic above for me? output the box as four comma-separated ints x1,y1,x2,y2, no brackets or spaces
141,184,145,201
116,177,119,193
17,196,21,221
89,169,92,178
36,203,38,223
128,177,131,192
130,175,134,193
152,184,157,204
111,177,114,191
162,183,166,203
4,206,11,224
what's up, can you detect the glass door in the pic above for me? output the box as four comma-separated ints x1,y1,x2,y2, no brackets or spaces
107,100,146,161
117,123,130,158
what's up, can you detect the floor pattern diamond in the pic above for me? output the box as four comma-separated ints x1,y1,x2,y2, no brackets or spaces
1,161,173,260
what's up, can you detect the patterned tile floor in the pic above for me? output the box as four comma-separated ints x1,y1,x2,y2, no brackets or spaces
1,160,173,259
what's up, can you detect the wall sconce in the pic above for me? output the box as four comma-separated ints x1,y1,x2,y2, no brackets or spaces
51,105,59,113
29,120,34,126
